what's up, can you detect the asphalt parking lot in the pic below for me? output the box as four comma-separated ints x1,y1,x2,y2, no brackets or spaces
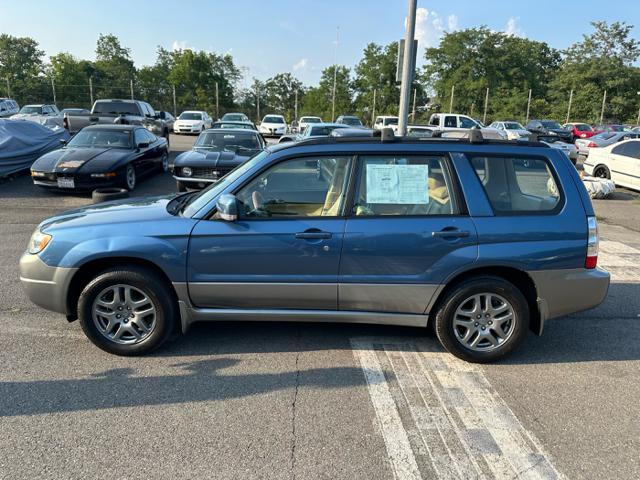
1,134,639,479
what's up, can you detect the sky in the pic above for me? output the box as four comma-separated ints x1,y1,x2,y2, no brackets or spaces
1,0,639,87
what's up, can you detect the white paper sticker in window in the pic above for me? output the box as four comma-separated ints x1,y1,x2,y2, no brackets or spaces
366,164,429,204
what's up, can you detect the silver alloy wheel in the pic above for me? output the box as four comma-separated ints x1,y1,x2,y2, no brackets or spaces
161,152,169,172
126,165,136,189
452,293,515,352
92,284,157,345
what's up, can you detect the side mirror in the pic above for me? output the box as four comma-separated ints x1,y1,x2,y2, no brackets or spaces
216,194,238,221
59,139,67,145
137,142,150,149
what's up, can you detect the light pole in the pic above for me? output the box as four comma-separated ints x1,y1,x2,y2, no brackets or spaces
331,26,339,121
397,0,417,136
636,92,640,126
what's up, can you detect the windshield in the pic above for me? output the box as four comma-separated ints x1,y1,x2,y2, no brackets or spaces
263,116,284,124
610,125,625,132
504,122,524,130
575,124,593,132
301,117,321,123
383,117,399,125
67,130,132,149
194,131,261,152
541,121,562,129
594,133,615,140
179,112,203,120
342,117,362,126
93,101,140,115
19,106,42,114
181,150,269,217
221,114,244,121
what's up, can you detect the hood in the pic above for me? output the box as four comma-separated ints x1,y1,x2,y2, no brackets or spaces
39,195,178,232
173,149,250,168
261,122,286,128
32,147,130,173
175,119,203,126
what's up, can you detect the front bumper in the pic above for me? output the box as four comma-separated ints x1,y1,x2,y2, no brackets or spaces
19,253,78,315
173,175,217,190
259,127,286,137
530,267,610,325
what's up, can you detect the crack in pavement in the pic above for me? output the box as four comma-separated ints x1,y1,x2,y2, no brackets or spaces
290,329,301,480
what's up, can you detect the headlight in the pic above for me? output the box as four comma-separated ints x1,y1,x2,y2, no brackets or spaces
28,230,52,254
182,167,192,177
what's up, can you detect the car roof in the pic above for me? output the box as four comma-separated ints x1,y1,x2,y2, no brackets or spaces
309,122,347,128
181,110,205,114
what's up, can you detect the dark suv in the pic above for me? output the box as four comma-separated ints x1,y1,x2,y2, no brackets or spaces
20,129,609,362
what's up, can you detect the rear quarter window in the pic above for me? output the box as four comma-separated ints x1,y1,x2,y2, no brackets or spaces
468,156,562,215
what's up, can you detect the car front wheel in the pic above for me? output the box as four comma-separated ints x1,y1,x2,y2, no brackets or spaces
122,164,136,190
433,276,529,363
594,165,610,179
77,267,177,355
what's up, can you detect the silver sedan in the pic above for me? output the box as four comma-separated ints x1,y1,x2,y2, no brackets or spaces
575,131,640,157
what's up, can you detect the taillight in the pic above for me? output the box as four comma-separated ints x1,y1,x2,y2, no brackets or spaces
585,216,599,269
587,141,598,148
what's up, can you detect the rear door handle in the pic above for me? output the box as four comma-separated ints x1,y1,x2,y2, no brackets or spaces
432,229,470,238
295,231,332,240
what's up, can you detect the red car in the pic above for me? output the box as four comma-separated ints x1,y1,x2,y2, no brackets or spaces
563,122,596,141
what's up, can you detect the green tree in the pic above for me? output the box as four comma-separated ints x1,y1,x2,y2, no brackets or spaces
92,34,136,99
301,65,352,121
261,73,304,121
551,21,640,124
48,52,95,108
0,34,44,102
353,42,400,124
424,28,560,123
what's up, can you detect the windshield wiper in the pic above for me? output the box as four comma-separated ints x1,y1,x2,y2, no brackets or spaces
167,192,197,215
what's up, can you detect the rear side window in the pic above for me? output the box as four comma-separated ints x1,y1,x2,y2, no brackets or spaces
469,156,561,214
352,155,456,216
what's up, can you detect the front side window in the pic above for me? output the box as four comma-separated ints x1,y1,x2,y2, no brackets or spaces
235,156,352,218
613,141,640,159
459,116,478,129
469,156,561,214
353,155,455,216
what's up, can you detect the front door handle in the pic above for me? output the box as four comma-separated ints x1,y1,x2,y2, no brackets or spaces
295,231,332,240
432,229,470,239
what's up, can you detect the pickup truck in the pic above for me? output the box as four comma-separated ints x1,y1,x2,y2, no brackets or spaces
428,113,507,140
65,99,171,142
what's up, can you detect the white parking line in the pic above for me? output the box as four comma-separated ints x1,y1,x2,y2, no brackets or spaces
352,338,563,480
599,240,640,282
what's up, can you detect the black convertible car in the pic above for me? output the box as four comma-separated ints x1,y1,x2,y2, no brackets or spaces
172,128,265,191
30,124,169,191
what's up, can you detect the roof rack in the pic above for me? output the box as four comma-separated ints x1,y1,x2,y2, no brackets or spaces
285,126,549,149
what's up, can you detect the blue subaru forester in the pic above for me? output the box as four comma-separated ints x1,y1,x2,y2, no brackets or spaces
20,129,610,362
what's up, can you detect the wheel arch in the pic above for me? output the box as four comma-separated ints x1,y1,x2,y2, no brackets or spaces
65,256,178,322
429,265,542,335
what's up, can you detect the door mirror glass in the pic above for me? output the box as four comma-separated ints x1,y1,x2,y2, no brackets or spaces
216,193,238,221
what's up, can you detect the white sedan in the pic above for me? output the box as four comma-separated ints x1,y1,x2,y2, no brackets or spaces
174,111,213,134
259,114,287,137
583,138,640,191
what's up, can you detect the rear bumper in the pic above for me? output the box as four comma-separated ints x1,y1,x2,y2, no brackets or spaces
529,267,610,325
19,253,77,315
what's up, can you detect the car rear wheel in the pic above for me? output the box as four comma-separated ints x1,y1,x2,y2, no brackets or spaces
594,165,610,179
160,150,169,173
77,267,176,355
433,276,529,363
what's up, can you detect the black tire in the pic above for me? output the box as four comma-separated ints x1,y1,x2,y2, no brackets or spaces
77,266,177,355
159,150,169,173
433,275,529,363
176,180,187,192
593,165,610,179
92,188,129,203
120,164,137,191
